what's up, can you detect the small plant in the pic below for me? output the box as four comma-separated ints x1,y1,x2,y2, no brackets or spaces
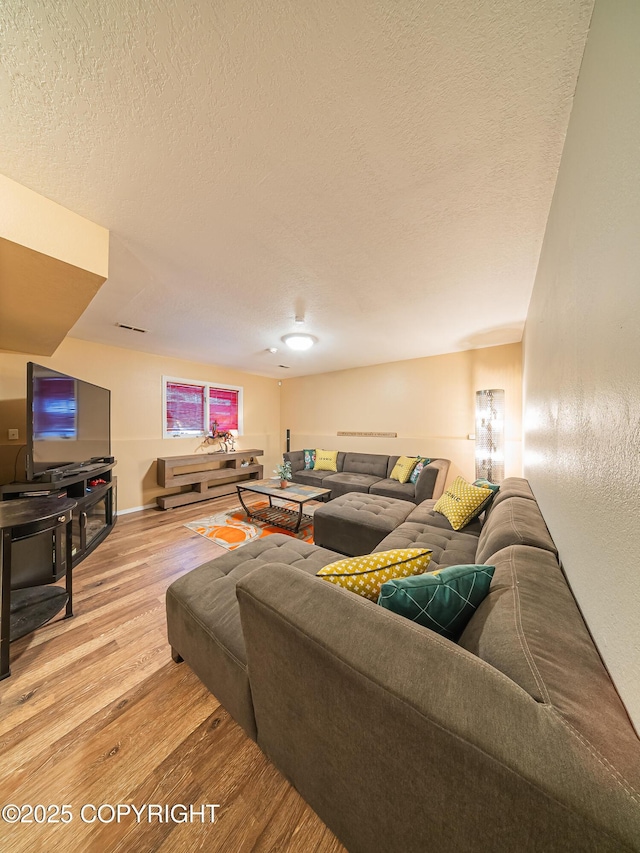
273,459,292,481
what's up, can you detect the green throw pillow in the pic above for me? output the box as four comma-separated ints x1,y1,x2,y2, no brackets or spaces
377,564,495,640
473,478,500,509
303,449,316,470
409,456,431,485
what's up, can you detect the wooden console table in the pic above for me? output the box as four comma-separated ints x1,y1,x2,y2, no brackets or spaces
156,450,264,510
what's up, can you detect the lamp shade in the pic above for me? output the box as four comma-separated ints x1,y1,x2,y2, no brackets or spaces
475,389,505,483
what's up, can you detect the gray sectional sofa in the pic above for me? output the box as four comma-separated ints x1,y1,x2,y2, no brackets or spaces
166,478,640,852
283,449,450,502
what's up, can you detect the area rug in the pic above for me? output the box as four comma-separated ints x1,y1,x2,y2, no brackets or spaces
184,500,314,551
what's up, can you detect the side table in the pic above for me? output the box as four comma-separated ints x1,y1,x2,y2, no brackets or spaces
0,496,77,680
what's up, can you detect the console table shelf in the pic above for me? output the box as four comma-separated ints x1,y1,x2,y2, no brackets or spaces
156,450,264,510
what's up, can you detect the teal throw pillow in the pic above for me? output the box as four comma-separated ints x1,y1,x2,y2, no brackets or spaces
473,478,500,510
303,449,316,470
378,564,495,641
409,456,431,485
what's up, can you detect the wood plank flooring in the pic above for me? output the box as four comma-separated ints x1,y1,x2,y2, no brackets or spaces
0,496,345,853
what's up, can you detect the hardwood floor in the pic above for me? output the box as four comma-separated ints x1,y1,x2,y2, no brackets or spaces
0,496,345,852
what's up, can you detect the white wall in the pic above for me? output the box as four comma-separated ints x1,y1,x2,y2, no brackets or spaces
523,0,640,728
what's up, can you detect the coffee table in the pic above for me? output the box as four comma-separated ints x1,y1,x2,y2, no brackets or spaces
236,479,331,533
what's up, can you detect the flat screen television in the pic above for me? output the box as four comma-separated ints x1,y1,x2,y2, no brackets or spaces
26,362,111,480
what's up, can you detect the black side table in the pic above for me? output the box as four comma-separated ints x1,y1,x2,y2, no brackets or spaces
0,496,76,680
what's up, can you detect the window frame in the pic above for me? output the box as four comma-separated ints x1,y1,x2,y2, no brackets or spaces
162,375,244,439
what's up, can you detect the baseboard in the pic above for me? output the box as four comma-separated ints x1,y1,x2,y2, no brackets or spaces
118,503,157,515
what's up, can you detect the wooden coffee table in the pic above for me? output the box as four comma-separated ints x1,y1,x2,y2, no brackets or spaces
236,479,331,533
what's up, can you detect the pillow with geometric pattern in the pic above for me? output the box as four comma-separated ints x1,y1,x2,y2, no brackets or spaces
378,564,495,640
390,455,418,484
433,476,493,530
317,548,432,601
314,449,339,472
409,456,431,485
473,478,500,509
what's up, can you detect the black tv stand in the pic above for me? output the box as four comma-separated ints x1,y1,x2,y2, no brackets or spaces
0,462,117,583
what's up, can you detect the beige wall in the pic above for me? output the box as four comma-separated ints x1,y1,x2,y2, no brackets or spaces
0,338,281,511
281,343,522,483
523,0,640,728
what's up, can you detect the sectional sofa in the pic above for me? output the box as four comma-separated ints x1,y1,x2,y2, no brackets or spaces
166,478,640,852
284,449,450,502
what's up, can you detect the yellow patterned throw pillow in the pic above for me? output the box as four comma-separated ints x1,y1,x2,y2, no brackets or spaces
314,449,339,472
390,455,418,484
317,549,432,601
433,476,493,530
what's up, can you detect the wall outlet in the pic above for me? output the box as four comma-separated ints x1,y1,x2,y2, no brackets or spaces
8,429,19,440
467,433,476,440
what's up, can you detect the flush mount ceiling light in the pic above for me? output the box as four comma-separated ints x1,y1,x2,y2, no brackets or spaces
282,333,316,351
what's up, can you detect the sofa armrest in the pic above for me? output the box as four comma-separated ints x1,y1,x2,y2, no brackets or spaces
237,564,640,853
415,457,450,502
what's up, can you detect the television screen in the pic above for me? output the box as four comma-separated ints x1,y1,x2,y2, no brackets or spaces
27,363,111,479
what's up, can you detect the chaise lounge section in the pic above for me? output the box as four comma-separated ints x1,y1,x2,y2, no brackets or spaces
166,478,640,852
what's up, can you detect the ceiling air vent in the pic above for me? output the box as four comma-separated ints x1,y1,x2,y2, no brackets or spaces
116,323,148,333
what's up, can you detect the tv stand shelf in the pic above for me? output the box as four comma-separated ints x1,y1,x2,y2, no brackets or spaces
156,450,264,510
0,462,117,571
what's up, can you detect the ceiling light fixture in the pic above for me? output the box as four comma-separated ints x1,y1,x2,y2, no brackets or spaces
282,333,316,351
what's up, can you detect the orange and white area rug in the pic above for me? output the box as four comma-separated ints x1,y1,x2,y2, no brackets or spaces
184,501,314,551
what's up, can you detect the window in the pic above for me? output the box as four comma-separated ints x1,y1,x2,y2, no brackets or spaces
163,377,243,438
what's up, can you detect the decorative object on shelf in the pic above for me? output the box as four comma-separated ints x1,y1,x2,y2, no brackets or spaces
274,459,292,488
195,420,237,453
475,389,505,483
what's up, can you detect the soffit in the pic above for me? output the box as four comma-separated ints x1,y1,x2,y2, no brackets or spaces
0,0,594,376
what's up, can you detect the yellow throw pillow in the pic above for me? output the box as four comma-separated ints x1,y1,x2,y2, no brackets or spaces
433,476,493,530
317,548,432,601
314,449,339,472
390,455,419,484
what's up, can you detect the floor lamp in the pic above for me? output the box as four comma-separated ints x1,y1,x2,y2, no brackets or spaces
475,389,505,484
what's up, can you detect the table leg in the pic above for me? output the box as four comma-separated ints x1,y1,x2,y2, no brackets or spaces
1,529,12,679
65,517,73,618
237,487,252,519
293,502,304,533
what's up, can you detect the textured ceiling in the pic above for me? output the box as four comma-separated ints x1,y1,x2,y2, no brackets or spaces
0,0,594,377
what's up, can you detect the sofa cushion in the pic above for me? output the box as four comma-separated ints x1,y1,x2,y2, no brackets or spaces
314,449,339,471
475,496,558,565
166,534,341,740
313,492,415,556
406,500,483,537
321,472,385,499
317,548,432,601
375,521,479,570
293,468,337,487
390,455,418,483
369,478,416,502
378,564,495,640
486,476,535,512
342,452,390,478
303,449,316,469
433,476,494,530
458,545,640,782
